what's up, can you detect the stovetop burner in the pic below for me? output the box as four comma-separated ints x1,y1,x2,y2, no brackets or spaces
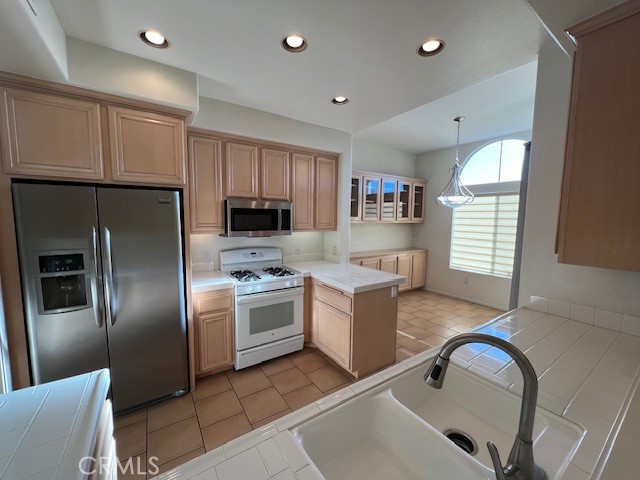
263,267,295,277
230,270,262,282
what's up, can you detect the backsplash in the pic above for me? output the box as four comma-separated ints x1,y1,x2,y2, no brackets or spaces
527,295,640,337
192,262,217,272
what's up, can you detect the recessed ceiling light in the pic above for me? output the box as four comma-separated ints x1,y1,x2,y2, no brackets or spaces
282,35,307,52
332,96,349,105
139,30,170,48
417,39,445,56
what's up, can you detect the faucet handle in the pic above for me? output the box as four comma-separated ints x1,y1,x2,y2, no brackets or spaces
487,441,508,480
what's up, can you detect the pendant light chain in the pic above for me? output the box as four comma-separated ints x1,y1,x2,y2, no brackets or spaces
435,115,474,208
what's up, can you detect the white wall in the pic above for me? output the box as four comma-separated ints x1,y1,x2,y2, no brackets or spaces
414,130,531,310
518,42,640,317
192,97,353,263
350,141,417,253
66,38,199,111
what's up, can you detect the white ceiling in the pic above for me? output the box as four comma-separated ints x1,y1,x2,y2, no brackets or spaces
49,0,546,134
354,60,538,154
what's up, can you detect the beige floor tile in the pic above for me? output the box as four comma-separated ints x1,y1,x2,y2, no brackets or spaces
287,346,318,360
396,348,413,362
147,394,196,432
396,311,414,321
396,319,411,330
117,453,147,480
401,326,431,339
423,334,448,348
114,420,146,459
406,317,436,330
251,408,292,429
115,408,147,431
193,372,232,402
194,389,243,428
428,325,457,338
283,384,324,410
154,447,205,476
147,416,203,466
260,357,296,376
451,323,473,333
228,367,273,398
397,335,430,353
323,382,351,395
290,352,328,374
240,387,289,424
430,316,458,328
307,365,350,392
398,305,418,313
269,367,311,395
201,413,252,451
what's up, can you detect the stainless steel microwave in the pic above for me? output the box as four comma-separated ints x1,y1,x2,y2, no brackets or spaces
222,199,292,237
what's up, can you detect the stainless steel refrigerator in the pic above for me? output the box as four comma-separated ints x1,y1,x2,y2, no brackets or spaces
13,182,189,412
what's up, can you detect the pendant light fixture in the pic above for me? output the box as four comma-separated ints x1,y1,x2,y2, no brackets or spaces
435,116,474,208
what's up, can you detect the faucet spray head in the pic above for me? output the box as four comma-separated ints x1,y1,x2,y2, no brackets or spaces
424,355,450,389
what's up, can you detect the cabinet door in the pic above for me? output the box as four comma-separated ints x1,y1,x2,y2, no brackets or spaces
312,299,351,370
291,153,315,230
397,253,412,291
380,255,397,273
304,277,313,343
397,180,412,222
261,148,290,200
411,251,427,289
360,257,381,270
225,142,259,198
315,156,338,230
350,259,363,266
198,311,234,373
363,177,381,221
411,181,426,222
108,106,186,185
188,135,223,232
0,88,103,179
381,178,397,222
350,175,363,221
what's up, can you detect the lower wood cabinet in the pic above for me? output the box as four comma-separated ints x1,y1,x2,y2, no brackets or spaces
193,289,234,375
303,277,313,342
311,280,397,378
352,248,427,292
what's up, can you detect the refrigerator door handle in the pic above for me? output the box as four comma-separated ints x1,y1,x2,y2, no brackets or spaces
103,227,117,326
90,227,103,328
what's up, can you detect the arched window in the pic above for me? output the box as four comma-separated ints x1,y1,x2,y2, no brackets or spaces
450,139,527,278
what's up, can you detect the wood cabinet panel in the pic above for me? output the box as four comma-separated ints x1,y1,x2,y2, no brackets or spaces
361,257,381,270
557,6,640,271
198,311,234,372
396,253,412,292
312,299,351,370
350,175,363,221
304,277,313,343
0,88,103,179
380,255,397,274
108,106,186,185
291,153,315,230
411,251,427,289
315,156,338,230
411,181,426,223
225,142,259,198
188,135,223,232
261,148,290,200
314,282,353,313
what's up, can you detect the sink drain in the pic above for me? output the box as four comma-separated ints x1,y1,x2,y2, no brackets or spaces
442,429,478,456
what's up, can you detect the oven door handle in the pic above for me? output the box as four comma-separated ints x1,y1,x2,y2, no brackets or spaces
236,286,304,304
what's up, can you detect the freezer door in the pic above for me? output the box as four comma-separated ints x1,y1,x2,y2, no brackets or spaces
12,183,109,384
97,188,188,412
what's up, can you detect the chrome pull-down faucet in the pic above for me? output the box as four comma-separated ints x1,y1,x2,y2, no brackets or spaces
424,333,547,480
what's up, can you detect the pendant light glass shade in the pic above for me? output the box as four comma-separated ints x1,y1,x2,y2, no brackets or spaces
436,116,474,208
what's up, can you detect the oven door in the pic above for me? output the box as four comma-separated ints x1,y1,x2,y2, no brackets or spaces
235,286,303,351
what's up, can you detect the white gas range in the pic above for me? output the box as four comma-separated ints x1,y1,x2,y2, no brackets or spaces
219,247,305,370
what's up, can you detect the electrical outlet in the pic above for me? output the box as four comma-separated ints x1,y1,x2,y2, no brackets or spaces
202,250,211,262
332,245,338,255
294,247,301,255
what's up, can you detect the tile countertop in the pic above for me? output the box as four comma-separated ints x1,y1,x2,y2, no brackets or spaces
191,271,234,294
0,369,111,479
349,247,426,258
287,261,405,294
155,306,640,480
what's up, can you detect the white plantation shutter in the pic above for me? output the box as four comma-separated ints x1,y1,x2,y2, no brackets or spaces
450,194,519,278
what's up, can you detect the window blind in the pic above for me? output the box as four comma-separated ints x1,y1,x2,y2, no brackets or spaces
450,194,519,278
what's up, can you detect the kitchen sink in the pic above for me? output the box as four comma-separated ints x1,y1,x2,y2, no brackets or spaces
293,363,584,480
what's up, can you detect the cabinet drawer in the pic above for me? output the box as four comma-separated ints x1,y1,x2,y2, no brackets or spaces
314,282,352,313
196,290,233,313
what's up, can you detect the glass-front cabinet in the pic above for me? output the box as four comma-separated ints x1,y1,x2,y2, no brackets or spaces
411,181,426,222
381,179,397,222
363,177,381,221
350,175,362,221
397,180,411,222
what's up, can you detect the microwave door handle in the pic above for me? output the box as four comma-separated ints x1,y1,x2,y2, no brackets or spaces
90,227,103,328
102,227,117,326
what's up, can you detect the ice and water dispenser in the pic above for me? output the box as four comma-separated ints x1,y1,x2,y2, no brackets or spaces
34,252,92,314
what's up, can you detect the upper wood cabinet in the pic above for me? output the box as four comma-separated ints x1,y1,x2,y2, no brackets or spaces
261,148,290,200
362,177,381,221
315,156,338,230
397,180,411,222
292,153,315,230
188,134,223,232
557,4,640,272
411,181,426,223
0,88,104,180
108,106,186,185
225,142,259,198
350,175,363,221
381,178,397,222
